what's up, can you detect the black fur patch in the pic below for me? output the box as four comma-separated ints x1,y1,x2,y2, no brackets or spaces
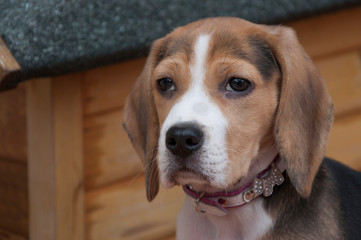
210,32,278,81
154,37,172,67
264,159,343,239
247,35,279,80
324,158,361,240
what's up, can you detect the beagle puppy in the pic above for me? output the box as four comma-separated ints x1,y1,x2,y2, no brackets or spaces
123,17,361,239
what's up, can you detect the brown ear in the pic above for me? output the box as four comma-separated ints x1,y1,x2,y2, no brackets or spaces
123,39,166,201
265,26,333,197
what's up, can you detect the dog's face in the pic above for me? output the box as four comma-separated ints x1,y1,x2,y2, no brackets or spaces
123,18,333,201
153,24,280,191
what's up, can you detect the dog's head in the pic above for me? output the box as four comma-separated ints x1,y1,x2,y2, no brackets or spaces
123,18,333,201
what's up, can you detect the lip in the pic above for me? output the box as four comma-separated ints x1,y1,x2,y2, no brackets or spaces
173,169,227,193
174,170,207,184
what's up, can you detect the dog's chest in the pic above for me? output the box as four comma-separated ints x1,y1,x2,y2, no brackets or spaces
177,197,273,240
212,198,273,239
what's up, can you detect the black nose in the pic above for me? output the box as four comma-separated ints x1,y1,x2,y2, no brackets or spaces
166,123,204,158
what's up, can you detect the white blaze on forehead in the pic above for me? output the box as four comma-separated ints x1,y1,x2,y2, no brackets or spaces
158,34,230,188
190,34,211,88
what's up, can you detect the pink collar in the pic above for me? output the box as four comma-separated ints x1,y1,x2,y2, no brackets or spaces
182,155,285,216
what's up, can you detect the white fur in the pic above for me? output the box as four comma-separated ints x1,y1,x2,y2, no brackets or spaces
158,34,229,188
177,196,273,240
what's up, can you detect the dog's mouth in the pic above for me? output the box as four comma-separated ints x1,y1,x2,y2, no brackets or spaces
174,169,207,185
172,168,233,193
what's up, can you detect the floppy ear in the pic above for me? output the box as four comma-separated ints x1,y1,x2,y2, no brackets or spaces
123,39,166,201
265,26,333,197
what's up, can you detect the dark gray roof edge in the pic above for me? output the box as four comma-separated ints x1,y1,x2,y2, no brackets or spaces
0,46,149,90
1,0,361,91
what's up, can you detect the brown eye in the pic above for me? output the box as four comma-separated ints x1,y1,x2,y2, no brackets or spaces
226,78,251,92
158,78,175,92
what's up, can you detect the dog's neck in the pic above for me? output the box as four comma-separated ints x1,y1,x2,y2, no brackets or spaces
178,195,273,239
178,142,280,239
206,198,273,239
238,142,279,188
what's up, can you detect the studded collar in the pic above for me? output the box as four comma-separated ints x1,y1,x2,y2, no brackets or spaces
182,154,285,216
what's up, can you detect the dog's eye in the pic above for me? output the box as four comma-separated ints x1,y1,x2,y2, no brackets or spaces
158,78,175,92
226,78,251,92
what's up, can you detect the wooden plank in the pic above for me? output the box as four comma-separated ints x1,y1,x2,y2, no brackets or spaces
84,108,142,190
85,176,183,240
0,38,21,88
83,58,145,116
26,75,84,240
0,228,26,240
53,75,84,240
26,78,55,240
327,112,361,171
0,157,28,238
315,50,361,117
83,58,145,190
0,84,27,162
288,6,361,59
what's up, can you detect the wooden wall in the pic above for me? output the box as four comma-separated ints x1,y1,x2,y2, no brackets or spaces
0,5,360,240
0,85,28,239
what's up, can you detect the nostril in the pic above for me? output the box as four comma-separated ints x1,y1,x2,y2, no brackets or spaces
185,135,202,148
186,138,197,146
166,137,177,149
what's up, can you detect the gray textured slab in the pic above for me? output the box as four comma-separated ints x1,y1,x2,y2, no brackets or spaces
1,0,361,90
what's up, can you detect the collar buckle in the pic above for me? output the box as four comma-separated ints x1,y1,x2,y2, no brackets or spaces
194,192,206,213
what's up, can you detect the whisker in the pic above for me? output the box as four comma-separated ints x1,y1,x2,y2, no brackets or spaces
127,145,159,186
